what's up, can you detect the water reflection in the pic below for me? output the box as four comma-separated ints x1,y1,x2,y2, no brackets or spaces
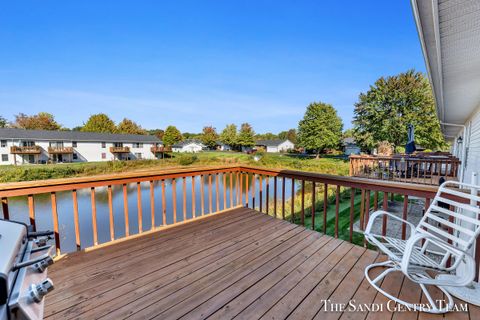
3,174,298,253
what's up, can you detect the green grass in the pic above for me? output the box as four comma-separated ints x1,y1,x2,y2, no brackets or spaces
0,151,349,183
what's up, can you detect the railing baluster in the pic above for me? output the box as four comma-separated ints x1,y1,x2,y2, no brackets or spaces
208,174,213,213
137,182,143,233
335,185,340,238
259,175,263,212
161,180,167,225
266,176,270,215
274,176,277,218
245,173,249,207
183,177,187,221
301,180,305,226
252,174,256,210
215,173,220,212
28,194,36,231
373,191,378,211
91,187,98,245
192,176,196,218
223,173,227,210
323,183,328,233
402,195,409,240
150,181,155,229
107,186,114,240
311,181,316,230
172,179,177,223
230,172,234,207
349,188,355,242
239,172,243,206
236,171,240,205
72,190,81,250
359,189,365,230
51,192,60,255
281,177,286,219
1,197,9,220
123,184,130,237
365,190,371,228
291,178,295,223
200,175,205,216
382,191,388,236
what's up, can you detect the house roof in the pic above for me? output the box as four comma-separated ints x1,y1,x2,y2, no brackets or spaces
0,128,161,143
172,139,205,148
255,139,292,147
412,0,480,139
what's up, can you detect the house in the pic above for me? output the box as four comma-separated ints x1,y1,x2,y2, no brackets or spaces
412,0,480,186
215,141,232,151
172,139,205,153
0,128,163,165
255,139,294,153
342,137,361,156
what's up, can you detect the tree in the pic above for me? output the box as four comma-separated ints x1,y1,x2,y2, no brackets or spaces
219,124,238,149
149,129,165,140
297,102,343,158
0,116,7,128
13,112,62,130
200,126,219,149
117,118,147,135
342,128,355,139
163,125,183,146
81,113,116,133
352,70,445,152
255,132,278,140
237,123,255,148
278,129,297,144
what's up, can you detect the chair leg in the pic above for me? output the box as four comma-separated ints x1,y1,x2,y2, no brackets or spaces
365,261,454,314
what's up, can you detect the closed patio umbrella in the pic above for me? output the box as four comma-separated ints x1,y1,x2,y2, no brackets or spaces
405,124,416,154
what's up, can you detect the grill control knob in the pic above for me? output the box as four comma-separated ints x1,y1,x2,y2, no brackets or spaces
33,256,54,272
29,278,54,303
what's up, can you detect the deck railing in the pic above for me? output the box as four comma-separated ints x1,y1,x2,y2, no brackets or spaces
151,146,172,153
349,154,461,185
109,146,130,153
10,145,42,154
0,165,444,256
48,146,74,154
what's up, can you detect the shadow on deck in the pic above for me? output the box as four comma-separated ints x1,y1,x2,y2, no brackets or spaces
44,207,478,320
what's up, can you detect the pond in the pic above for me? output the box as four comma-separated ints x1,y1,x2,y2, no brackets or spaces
3,174,299,253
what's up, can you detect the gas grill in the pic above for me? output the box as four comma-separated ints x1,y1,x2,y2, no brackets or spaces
0,219,55,320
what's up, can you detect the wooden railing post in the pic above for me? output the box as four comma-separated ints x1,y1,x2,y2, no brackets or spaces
91,187,98,245
123,184,130,237
50,192,60,255
107,186,115,240
72,190,81,250
1,197,9,220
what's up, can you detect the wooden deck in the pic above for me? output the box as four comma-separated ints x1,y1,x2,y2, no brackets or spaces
44,207,478,320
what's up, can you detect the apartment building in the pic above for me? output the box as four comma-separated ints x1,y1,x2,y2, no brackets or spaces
0,128,164,165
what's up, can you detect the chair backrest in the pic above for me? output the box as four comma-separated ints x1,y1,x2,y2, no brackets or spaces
416,180,480,251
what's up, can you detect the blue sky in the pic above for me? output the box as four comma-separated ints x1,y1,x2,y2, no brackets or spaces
0,1,426,133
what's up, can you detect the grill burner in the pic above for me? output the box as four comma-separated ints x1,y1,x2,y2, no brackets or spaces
1,220,55,320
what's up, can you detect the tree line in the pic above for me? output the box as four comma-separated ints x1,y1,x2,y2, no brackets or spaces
0,70,446,154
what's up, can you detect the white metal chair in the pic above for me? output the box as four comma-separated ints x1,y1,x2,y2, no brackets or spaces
364,180,480,313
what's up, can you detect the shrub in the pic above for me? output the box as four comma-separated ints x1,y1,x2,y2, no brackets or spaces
178,154,198,166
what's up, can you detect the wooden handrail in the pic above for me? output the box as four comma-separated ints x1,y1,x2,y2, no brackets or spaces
10,145,42,154
48,146,74,154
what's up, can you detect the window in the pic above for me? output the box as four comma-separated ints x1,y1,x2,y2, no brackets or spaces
135,152,142,159
101,153,106,159
73,153,78,160
1,154,8,162
113,142,123,147
101,142,106,148
49,141,64,147
1,140,6,148
133,143,143,148
72,141,77,147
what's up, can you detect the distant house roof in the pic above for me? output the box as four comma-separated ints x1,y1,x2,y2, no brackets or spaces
343,137,356,145
0,128,161,143
172,139,205,148
255,139,292,147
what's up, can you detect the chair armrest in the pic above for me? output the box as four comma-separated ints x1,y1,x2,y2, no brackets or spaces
364,210,416,237
401,233,475,287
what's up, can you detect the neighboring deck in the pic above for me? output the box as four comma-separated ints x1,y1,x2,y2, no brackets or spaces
44,208,477,320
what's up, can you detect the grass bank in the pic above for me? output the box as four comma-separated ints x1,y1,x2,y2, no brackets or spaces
0,151,349,183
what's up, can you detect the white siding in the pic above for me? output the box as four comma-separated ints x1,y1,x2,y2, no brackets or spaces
464,109,480,183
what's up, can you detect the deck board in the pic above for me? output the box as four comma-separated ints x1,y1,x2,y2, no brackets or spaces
44,207,475,320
